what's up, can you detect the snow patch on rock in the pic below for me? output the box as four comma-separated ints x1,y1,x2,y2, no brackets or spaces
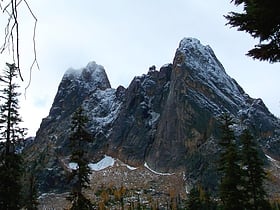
144,162,174,176
266,154,280,169
89,155,115,171
68,155,138,172
119,162,138,171
69,162,78,170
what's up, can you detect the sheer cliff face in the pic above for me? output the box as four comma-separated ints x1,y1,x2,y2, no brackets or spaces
109,38,279,167
25,38,280,192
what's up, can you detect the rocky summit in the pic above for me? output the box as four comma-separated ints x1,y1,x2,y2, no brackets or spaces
24,38,280,198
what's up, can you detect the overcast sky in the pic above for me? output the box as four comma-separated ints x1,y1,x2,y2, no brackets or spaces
1,0,280,136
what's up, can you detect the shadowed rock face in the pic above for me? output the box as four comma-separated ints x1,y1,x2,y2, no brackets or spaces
24,38,280,193
24,62,114,192
107,65,172,166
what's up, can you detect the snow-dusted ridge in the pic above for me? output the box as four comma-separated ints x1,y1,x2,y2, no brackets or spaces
84,88,122,135
64,61,105,78
177,37,249,112
63,61,111,91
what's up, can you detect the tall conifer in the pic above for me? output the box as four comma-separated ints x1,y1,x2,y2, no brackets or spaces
24,172,39,210
186,185,216,210
68,107,93,210
240,129,271,210
218,113,244,210
0,63,26,209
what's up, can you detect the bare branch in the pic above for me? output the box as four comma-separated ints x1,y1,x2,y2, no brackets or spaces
2,2,12,12
23,0,39,96
0,9,13,54
11,0,23,81
1,0,39,84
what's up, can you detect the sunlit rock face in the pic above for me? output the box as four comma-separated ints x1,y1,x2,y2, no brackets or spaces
24,38,280,193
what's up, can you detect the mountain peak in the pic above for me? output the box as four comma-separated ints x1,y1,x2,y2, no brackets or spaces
64,61,111,90
24,38,280,197
177,37,223,71
179,37,202,48
178,37,212,55
173,37,246,114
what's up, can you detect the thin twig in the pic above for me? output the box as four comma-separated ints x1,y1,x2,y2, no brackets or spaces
1,0,39,85
23,0,39,96
11,0,23,81
2,2,12,13
0,10,12,53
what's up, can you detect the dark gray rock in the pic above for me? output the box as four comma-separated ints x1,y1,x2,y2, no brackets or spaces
24,38,280,193
107,64,172,165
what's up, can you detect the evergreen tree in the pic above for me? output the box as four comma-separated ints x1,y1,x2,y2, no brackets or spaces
218,114,244,210
186,185,217,210
225,0,280,62
0,63,25,154
186,186,203,210
240,129,271,210
68,107,93,210
0,153,23,209
24,173,39,210
0,63,26,209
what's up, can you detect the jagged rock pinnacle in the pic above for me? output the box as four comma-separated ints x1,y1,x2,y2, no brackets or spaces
64,61,111,90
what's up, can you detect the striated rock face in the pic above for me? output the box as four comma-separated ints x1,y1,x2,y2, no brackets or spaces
24,38,280,193
107,64,172,166
145,38,279,188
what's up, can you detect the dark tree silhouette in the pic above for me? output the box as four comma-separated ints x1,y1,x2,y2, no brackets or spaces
225,0,280,62
68,107,94,210
186,185,216,210
23,172,39,210
240,129,271,210
0,63,26,209
218,113,244,210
